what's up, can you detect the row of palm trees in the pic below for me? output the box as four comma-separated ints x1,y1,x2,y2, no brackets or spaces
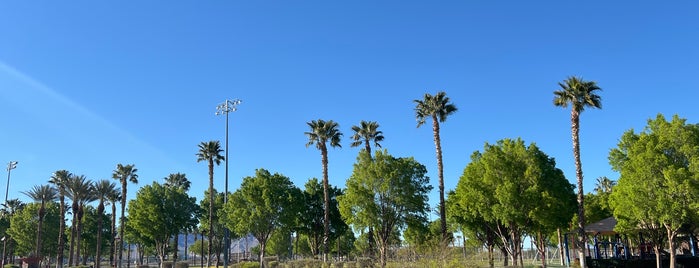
15,78,600,267
19,164,139,268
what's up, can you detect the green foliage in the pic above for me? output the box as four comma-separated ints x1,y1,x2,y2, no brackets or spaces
7,202,60,257
609,114,699,265
127,182,201,263
297,178,348,257
450,138,575,267
223,169,303,266
339,149,432,267
71,206,111,260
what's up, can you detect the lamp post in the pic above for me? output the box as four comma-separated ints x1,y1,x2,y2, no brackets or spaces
216,99,241,268
3,161,17,267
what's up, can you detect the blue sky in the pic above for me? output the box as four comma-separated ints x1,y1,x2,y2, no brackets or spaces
1,1,698,215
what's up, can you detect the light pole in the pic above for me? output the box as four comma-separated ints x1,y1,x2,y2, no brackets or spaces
3,161,17,267
216,99,241,268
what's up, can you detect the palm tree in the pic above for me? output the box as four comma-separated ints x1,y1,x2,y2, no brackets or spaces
49,170,72,268
593,176,615,194
164,172,192,261
305,119,342,261
93,180,118,268
112,164,138,268
107,190,121,268
164,172,191,192
350,120,383,257
414,91,457,241
22,184,58,259
196,141,224,267
553,76,602,268
65,175,95,266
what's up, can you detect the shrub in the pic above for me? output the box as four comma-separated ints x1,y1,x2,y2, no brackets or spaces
162,262,174,268
175,262,189,268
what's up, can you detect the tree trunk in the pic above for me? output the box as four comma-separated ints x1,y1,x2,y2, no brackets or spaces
654,246,661,268
571,110,587,268
537,232,547,268
69,204,78,266
258,240,266,268
57,196,66,268
667,227,677,268
321,145,330,263
120,182,128,268
431,116,448,242
173,234,179,262
487,244,494,268
36,205,44,258
207,159,215,268
111,203,117,268
501,246,508,267
76,206,84,266
96,203,105,268
558,228,565,266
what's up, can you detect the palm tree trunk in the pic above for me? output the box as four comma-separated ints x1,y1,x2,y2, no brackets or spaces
111,203,117,268
76,206,84,266
69,205,78,266
571,110,586,268
207,159,214,268
321,145,330,262
431,116,448,241
57,196,66,268
97,203,105,268
36,204,44,258
120,184,128,268
365,145,375,259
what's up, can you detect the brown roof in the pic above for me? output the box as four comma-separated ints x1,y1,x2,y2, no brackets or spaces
585,216,617,235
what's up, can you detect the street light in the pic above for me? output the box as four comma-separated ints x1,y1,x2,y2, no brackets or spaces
216,99,241,268
3,161,17,267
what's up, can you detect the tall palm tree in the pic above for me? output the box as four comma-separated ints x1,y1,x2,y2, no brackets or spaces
49,170,72,268
93,180,118,268
107,190,121,268
414,91,457,241
305,119,342,261
112,164,138,268
22,184,58,259
65,175,95,266
164,172,192,261
350,120,383,257
553,76,602,268
196,141,224,267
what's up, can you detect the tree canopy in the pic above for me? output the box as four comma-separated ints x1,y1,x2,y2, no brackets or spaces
339,150,431,268
609,114,699,268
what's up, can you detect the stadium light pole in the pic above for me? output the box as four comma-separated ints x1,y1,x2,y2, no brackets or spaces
2,161,17,267
216,99,241,268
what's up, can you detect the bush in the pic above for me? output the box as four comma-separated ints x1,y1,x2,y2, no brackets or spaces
162,262,174,268
241,262,260,268
4,264,20,268
175,262,189,268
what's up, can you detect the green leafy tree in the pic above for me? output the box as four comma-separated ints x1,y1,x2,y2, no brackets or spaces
553,76,602,268
414,91,457,242
49,170,72,268
305,119,342,261
609,114,699,268
22,184,58,259
350,120,383,257
7,202,60,260
128,182,201,266
65,175,95,266
112,163,138,268
93,179,118,268
196,141,224,267
222,169,302,268
339,150,432,268
200,189,225,265
163,172,193,261
451,138,575,267
447,190,501,268
296,178,348,258
2,199,25,263
72,206,111,265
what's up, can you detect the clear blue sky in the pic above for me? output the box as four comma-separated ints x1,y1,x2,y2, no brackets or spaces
1,1,697,215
